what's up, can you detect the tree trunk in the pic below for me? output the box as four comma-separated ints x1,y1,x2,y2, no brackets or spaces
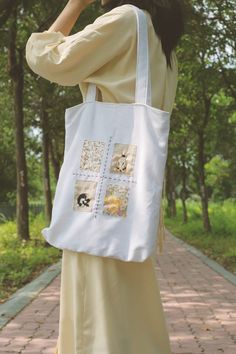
166,162,177,218
181,197,188,223
8,7,29,240
198,131,211,232
40,97,52,224
49,139,60,181
180,158,188,223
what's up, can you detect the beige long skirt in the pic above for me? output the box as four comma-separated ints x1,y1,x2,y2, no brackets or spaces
54,252,171,353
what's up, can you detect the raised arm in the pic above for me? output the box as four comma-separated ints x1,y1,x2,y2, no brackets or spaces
47,0,95,36
25,4,135,86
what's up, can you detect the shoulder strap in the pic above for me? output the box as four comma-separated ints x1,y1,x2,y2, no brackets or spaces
133,5,152,105
85,5,152,106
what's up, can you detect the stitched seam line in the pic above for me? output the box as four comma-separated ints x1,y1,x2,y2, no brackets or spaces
73,172,137,184
93,136,113,218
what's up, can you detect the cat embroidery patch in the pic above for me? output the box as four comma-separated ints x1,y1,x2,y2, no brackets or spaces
110,143,137,176
73,180,98,212
80,140,105,173
103,184,129,217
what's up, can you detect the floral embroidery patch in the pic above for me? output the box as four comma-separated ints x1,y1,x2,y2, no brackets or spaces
73,180,98,212
103,184,129,217
80,140,105,173
110,143,137,176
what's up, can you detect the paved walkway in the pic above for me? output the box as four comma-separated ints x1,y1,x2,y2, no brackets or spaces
0,230,236,354
158,231,236,354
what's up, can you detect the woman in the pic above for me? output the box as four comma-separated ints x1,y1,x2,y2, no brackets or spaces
25,0,184,353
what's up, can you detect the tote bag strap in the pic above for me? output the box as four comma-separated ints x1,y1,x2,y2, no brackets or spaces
85,5,152,106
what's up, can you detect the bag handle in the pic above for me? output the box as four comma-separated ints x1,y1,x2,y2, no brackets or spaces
85,5,151,106
133,5,152,105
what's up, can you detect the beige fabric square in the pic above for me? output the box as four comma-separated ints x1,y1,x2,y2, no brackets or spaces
73,180,97,212
103,184,129,217
80,140,105,173
110,143,137,176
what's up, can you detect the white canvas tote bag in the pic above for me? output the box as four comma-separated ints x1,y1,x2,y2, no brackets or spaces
42,4,170,262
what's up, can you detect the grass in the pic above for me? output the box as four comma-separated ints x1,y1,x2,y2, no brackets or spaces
164,199,236,275
0,213,62,303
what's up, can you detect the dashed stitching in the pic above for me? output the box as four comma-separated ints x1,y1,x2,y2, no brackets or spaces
93,136,113,218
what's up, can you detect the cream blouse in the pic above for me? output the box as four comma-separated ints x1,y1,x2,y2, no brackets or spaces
25,4,178,110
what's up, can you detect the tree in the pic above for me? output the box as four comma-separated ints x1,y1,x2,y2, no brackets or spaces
8,5,29,239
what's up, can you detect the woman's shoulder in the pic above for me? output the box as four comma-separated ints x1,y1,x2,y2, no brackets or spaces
94,4,137,26
101,4,136,15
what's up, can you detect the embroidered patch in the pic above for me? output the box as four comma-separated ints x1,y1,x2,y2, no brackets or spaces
80,140,105,173
110,143,137,176
103,184,129,217
73,180,98,212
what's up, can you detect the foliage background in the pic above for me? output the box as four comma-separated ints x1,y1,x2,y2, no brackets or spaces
0,0,235,302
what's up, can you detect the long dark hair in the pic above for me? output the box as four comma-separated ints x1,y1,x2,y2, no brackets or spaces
101,0,185,69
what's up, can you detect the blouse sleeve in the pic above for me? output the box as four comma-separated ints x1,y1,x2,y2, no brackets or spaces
25,5,135,86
